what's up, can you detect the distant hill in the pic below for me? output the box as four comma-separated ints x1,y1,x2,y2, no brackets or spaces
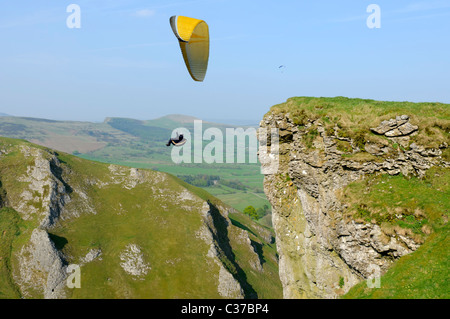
150,114,202,126
0,116,134,154
145,114,257,130
0,113,257,161
204,118,260,126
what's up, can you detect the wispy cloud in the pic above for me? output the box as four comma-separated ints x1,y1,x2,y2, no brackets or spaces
330,14,366,24
330,1,450,24
389,1,450,23
212,34,250,42
0,7,60,29
149,0,217,10
85,41,173,53
133,9,156,18
100,57,167,69
399,1,450,13
9,53,71,67
105,0,217,18
389,11,450,23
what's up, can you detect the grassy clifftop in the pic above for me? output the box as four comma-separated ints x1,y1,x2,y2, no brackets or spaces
269,96,449,155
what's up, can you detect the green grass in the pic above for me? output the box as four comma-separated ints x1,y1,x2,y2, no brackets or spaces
57,185,220,298
48,151,220,298
340,167,449,239
0,207,33,299
270,96,450,150
81,156,268,214
273,96,450,121
206,189,270,213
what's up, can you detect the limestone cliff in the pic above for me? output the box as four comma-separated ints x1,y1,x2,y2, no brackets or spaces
258,97,449,298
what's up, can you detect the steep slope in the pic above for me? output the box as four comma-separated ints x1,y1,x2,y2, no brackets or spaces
0,137,282,299
258,97,449,299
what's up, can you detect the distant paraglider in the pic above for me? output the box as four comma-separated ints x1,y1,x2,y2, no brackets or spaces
278,65,286,73
170,15,210,82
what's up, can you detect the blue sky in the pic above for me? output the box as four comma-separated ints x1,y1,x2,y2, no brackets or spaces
0,0,449,122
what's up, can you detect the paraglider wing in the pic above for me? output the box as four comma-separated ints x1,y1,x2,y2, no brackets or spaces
170,15,209,82
172,138,187,147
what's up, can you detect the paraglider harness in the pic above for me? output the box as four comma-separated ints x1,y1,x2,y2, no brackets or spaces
166,132,187,147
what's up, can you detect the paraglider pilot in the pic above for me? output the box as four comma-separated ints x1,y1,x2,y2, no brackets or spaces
166,132,186,147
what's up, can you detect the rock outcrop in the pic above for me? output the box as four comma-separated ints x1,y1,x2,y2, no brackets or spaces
15,145,71,228
259,109,449,299
16,228,68,299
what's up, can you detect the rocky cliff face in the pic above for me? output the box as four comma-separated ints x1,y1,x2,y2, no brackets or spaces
259,101,449,299
1,145,72,298
0,137,281,299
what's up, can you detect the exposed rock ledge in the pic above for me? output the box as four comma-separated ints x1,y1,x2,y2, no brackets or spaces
259,112,448,299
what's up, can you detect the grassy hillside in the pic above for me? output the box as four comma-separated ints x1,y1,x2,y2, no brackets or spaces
0,136,282,299
0,207,29,298
0,115,270,218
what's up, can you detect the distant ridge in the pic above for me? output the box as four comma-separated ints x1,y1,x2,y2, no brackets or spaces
204,118,259,126
16,116,59,123
159,114,201,123
147,114,258,127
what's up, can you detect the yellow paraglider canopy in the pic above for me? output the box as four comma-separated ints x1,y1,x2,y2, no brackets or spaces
170,16,209,82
